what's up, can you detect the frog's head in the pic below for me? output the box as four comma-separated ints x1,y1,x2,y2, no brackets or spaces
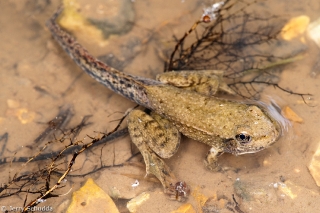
223,103,288,155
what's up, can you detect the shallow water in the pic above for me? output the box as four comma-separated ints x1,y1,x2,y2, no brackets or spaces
0,0,319,212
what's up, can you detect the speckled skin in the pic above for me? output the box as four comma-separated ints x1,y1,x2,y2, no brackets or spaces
146,85,280,153
47,6,281,201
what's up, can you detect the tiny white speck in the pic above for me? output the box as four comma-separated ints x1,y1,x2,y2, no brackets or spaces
201,2,224,21
37,198,46,203
132,180,139,189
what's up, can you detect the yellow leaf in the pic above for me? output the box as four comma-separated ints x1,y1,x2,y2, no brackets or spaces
59,0,109,46
191,188,209,213
282,106,303,123
191,188,208,207
281,16,310,41
171,203,196,213
67,178,120,213
126,192,150,213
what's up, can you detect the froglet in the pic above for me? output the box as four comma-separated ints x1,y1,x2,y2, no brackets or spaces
47,6,283,201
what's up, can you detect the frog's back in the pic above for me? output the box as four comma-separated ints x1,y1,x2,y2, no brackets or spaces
145,85,250,142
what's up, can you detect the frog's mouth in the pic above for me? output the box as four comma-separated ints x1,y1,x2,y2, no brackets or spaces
223,139,265,155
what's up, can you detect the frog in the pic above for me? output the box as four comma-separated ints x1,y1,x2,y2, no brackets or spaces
47,6,283,201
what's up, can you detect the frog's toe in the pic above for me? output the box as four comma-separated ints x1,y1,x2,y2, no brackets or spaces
204,159,221,171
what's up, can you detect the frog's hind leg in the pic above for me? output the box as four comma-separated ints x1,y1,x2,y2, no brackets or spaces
156,70,235,96
127,109,188,200
128,110,181,159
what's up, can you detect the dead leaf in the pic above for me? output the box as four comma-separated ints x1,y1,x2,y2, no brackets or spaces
281,16,310,41
191,188,209,213
282,106,303,123
66,178,120,213
60,0,109,46
126,192,150,213
171,203,196,213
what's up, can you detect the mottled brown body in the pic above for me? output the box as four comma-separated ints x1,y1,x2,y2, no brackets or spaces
47,6,282,201
145,85,280,152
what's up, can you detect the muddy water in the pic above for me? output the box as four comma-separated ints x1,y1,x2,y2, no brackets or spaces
0,0,319,212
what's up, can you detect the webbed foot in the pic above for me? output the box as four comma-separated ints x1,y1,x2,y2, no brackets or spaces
127,109,189,200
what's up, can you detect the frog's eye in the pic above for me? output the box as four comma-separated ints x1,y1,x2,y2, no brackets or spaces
235,132,252,144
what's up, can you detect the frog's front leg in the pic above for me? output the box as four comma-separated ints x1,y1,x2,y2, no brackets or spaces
127,110,189,200
157,70,231,171
156,70,235,96
204,146,224,171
